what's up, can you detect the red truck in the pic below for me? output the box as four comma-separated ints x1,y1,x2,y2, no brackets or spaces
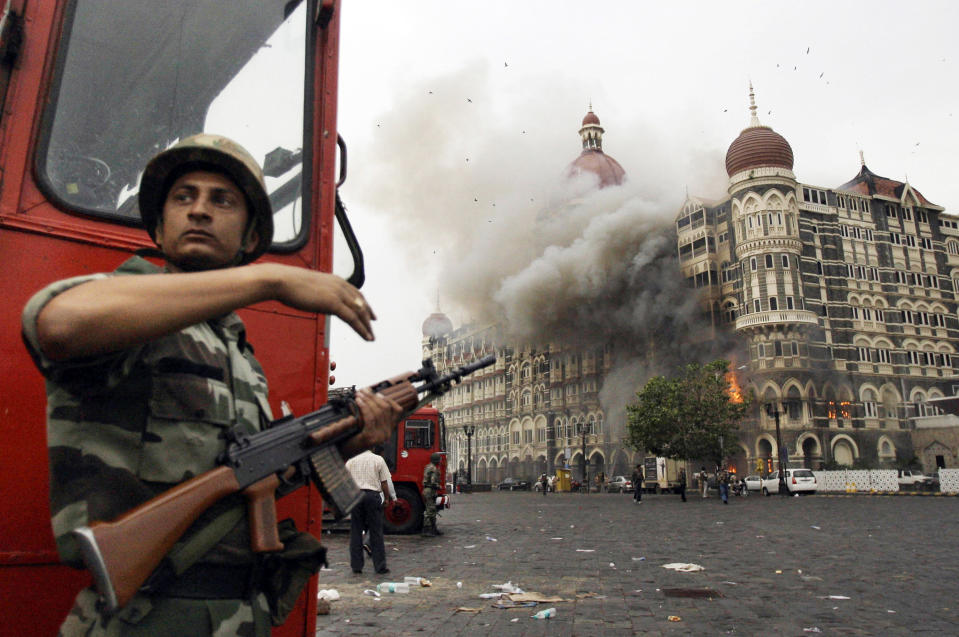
382,406,449,533
324,405,449,534
0,1,357,634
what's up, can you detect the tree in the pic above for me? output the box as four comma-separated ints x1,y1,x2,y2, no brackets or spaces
625,360,751,466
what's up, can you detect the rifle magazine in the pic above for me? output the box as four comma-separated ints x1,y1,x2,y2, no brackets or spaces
309,446,362,519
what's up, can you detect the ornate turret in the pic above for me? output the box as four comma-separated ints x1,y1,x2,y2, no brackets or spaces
566,106,625,188
725,84,794,178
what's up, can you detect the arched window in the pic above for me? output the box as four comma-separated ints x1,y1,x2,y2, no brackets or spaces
786,386,802,421
862,388,878,419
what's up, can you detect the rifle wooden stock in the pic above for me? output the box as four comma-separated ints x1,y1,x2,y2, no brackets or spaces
75,466,242,613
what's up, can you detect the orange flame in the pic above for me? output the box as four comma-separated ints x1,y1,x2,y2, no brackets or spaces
725,372,743,403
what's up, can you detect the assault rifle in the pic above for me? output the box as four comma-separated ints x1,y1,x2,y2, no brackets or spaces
72,355,495,613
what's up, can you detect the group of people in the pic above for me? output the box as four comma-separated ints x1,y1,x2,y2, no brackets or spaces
697,466,745,503
22,135,411,635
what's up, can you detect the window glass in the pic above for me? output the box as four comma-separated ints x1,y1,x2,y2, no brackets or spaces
38,0,307,246
404,419,434,449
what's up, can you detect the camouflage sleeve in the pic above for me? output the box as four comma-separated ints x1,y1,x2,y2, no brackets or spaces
21,273,139,391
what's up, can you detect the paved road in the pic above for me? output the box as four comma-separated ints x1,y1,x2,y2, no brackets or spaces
314,491,959,636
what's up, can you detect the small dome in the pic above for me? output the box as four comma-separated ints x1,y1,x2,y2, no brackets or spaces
422,312,453,338
725,125,794,177
582,110,600,126
567,150,626,188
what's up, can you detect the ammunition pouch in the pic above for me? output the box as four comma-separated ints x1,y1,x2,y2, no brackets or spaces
260,519,328,626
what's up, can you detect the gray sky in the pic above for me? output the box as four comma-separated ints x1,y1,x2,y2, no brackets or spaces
328,0,959,385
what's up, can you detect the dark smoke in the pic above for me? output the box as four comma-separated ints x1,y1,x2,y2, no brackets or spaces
345,61,741,429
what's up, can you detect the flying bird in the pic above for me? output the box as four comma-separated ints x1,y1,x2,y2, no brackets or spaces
806,47,810,54
467,98,472,103
819,72,824,78
504,61,508,67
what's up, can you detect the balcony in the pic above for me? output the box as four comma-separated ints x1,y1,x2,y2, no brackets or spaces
735,309,818,331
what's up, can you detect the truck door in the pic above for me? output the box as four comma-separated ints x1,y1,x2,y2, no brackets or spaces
0,1,345,635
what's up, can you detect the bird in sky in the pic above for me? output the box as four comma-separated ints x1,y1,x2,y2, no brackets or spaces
467,98,472,103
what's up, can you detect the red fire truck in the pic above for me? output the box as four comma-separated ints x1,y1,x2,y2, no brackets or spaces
0,1,359,635
322,400,450,534
382,406,449,534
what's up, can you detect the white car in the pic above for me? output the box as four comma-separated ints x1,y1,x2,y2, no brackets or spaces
743,475,763,492
762,469,817,495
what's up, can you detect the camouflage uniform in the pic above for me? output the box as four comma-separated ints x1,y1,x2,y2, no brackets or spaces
22,256,296,636
421,460,440,535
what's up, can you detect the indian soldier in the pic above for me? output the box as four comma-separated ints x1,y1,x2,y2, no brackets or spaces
421,452,443,536
22,134,403,636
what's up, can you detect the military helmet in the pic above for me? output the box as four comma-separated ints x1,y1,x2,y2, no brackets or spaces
430,452,443,465
138,134,273,265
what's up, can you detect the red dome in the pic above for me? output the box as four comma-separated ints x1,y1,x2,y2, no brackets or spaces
567,149,626,188
422,312,453,338
725,126,794,177
582,111,600,126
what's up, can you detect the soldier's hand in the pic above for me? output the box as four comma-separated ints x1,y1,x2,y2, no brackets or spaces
258,264,376,341
340,388,403,458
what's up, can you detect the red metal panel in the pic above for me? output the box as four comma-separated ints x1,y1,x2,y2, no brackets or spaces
0,1,345,635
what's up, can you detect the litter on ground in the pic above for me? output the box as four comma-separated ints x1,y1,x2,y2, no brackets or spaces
661,563,705,572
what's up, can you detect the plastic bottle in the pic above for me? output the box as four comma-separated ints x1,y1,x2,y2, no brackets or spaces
531,607,556,619
376,582,410,594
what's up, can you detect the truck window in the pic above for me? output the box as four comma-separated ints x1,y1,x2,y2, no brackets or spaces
36,0,307,245
404,419,434,449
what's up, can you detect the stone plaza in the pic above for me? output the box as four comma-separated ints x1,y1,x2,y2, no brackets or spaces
314,490,958,636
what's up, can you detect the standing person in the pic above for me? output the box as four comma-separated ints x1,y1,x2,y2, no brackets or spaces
631,464,644,503
22,134,404,636
541,473,549,495
718,467,730,504
364,472,397,556
346,446,395,574
678,467,687,502
699,466,709,498
421,452,443,536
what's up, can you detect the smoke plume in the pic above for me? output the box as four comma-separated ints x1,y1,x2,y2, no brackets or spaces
347,61,740,427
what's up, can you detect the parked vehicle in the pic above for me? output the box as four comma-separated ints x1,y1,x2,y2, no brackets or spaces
897,469,934,488
607,476,633,493
497,477,531,491
762,469,818,495
743,475,763,492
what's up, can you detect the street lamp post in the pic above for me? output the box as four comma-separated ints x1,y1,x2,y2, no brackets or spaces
581,421,588,494
464,425,475,493
765,402,788,496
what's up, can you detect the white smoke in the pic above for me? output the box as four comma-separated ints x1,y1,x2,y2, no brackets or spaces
346,61,739,423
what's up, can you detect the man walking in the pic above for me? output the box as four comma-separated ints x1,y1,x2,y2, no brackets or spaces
346,446,395,574
631,464,644,503
699,466,709,498
718,467,730,505
678,467,687,502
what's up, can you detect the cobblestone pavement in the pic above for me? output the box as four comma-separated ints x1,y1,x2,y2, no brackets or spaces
314,491,959,636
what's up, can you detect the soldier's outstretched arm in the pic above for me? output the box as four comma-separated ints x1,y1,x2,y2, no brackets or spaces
34,263,376,361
